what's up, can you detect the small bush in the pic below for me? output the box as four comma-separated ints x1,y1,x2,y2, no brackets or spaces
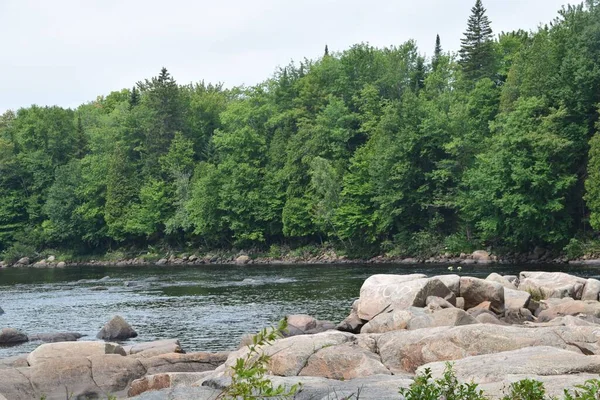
502,378,547,400
399,363,487,400
1,242,37,264
219,318,300,399
564,238,584,260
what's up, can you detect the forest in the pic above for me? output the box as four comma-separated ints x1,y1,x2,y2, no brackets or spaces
1,0,600,262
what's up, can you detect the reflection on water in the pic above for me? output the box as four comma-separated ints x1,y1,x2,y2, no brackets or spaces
0,263,598,357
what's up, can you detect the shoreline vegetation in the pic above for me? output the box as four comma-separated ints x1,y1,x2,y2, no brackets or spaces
2,1,600,263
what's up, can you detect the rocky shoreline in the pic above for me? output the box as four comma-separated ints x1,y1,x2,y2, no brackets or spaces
3,248,600,269
4,270,600,398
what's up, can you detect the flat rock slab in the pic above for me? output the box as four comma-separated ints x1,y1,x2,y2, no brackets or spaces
28,332,83,343
27,341,126,366
140,351,229,375
377,324,600,373
519,271,587,299
419,346,600,397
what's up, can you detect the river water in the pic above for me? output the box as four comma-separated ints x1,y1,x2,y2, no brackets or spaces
1,263,599,358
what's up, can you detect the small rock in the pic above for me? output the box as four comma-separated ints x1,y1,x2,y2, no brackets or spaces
0,306,4,315
90,286,108,291
16,257,30,266
287,314,317,332
235,255,250,265
156,258,168,265
0,327,28,344
582,278,600,301
426,296,455,310
471,250,490,262
28,332,83,343
47,255,56,262
455,297,465,310
503,308,535,325
57,261,66,268
97,315,138,340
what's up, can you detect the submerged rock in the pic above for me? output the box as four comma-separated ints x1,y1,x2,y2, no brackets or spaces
28,332,83,343
0,328,28,345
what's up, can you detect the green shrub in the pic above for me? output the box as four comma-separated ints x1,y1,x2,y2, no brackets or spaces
219,318,300,399
502,378,547,400
1,242,37,264
563,379,600,399
564,238,584,260
399,363,487,400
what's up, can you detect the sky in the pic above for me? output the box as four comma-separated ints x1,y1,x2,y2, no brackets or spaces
0,0,578,113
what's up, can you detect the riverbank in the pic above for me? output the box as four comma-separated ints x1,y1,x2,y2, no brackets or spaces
3,247,600,269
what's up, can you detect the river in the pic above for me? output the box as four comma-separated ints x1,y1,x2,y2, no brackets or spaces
1,262,599,358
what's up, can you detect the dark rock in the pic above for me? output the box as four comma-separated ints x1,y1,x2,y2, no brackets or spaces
0,306,4,315
90,286,108,291
0,327,28,345
28,332,83,343
503,308,535,325
97,315,138,340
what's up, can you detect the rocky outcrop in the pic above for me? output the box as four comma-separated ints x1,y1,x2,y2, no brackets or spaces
582,278,600,301
0,328,28,345
357,275,454,320
97,315,138,340
519,271,587,299
537,299,600,322
128,372,214,397
377,324,600,373
420,346,600,398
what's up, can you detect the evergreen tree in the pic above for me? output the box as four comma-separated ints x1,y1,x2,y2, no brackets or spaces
324,44,329,57
129,86,140,107
432,34,442,71
459,0,496,81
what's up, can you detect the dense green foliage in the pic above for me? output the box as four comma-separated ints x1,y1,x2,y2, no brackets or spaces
2,1,600,260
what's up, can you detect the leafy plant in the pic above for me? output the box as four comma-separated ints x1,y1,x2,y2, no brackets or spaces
399,363,487,400
219,318,300,399
502,378,547,400
563,379,600,399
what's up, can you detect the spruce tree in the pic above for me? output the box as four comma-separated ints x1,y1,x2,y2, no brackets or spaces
459,0,496,81
129,86,140,107
432,34,442,71
324,44,329,57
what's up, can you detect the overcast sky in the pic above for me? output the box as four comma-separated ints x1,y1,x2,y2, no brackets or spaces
0,0,577,113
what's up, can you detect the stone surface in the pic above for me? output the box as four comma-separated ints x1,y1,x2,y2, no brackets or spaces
504,288,531,310
582,278,600,301
16,257,30,265
360,308,424,334
97,315,138,340
455,297,465,310
460,277,504,314
476,312,507,325
0,327,27,344
0,368,36,399
235,255,250,264
27,341,126,366
128,372,213,397
519,271,587,299
426,296,455,310
419,346,600,398
88,354,147,394
471,250,490,261
56,261,66,268
140,351,229,375
336,299,365,333
0,306,3,315
0,354,29,369
503,308,534,325
28,332,83,343
537,300,600,322
287,314,317,332
486,272,517,290
298,342,390,379
432,274,460,296
357,275,453,320
407,308,478,330
127,339,183,358
377,324,600,373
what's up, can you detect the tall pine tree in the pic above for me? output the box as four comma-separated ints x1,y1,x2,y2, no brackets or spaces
432,34,442,71
459,0,496,81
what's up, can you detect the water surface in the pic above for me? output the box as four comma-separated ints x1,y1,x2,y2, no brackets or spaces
1,263,598,358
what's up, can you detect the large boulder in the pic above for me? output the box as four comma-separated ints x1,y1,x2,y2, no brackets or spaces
432,274,460,297
336,299,365,333
419,346,600,398
459,277,504,314
377,324,600,373
27,341,126,366
287,314,317,332
97,315,138,340
504,288,531,310
357,275,454,320
519,271,587,299
88,354,147,394
537,300,600,322
0,327,27,345
298,343,391,380
582,278,600,301
128,372,213,397
28,332,83,343
485,273,517,290
0,368,36,399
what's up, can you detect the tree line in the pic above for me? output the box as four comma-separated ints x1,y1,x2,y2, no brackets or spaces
2,0,600,260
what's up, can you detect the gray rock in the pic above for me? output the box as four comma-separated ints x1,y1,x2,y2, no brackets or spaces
377,324,600,373
408,308,478,331
97,315,138,340
504,287,531,309
519,271,587,299
357,275,454,320
235,255,250,265
503,308,534,325
486,272,517,290
56,261,66,268
128,372,214,397
28,332,83,343
287,314,317,332
432,274,460,296
419,346,600,398
27,341,126,366
0,306,4,315
0,327,28,345
459,277,504,314
16,257,30,265
140,351,229,375
582,278,600,301
537,299,600,322
426,296,455,310
128,386,222,400
337,299,365,333
475,312,507,325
